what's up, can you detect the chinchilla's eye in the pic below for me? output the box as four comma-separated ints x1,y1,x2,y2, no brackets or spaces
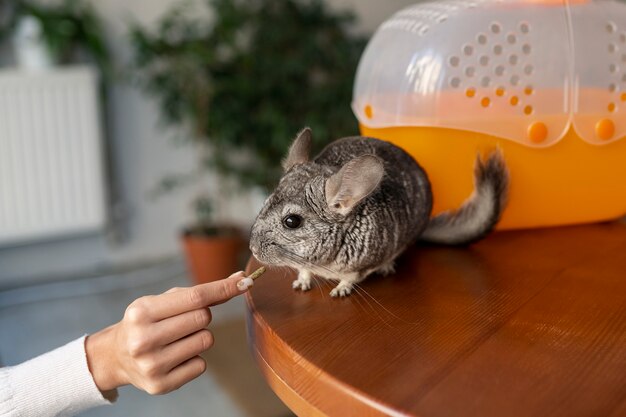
282,214,302,229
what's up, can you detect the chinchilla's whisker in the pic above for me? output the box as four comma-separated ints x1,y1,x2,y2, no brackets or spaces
266,265,289,275
278,247,340,277
278,265,293,274
308,275,327,300
347,286,384,325
264,265,296,284
349,284,398,329
274,248,301,267
275,246,312,269
352,282,418,325
275,266,289,280
351,282,398,321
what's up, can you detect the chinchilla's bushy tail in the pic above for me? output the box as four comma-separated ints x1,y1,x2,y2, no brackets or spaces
421,150,509,245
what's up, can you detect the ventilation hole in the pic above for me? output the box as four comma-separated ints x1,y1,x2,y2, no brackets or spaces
507,33,517,44
610,83,618,92
465,66,476,77
596,118,615,140
510,96,519,105
479,55,490,66
419,26,429,36
524,86,534,95
496,87,505,96
364,105,373,119
523,65,534,75
493,44,503,55
520,22,530,34
620,33,626,43
509,54,519,65
490,22,501,34
481,97,491,107
449,56,460,67
450,77,461,88
463,44,474,56
524,105,533,115
510,75,520,86
621,92,626,101
528,122,548,144
466,87,476,98
477,33,488,45
438,15,448,23
522,44,532,54
608,102,616,112
610,64,619,73
481,76,491,87
607,22,617,34
609,43,618,53
495,65,505,76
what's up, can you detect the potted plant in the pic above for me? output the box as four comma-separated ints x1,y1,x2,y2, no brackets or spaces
129,0,366,284
181,195,245,285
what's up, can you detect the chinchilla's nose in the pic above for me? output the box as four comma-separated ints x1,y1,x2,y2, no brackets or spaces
249,230,260,255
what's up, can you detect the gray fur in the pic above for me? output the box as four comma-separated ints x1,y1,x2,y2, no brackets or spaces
282,127,312,171
421,151,508,245
250,130,508,297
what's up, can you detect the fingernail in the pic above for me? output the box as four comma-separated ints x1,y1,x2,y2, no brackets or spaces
237,277,254,291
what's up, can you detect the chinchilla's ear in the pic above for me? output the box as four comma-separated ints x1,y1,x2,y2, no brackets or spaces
325,154,384,216
282,127,312,171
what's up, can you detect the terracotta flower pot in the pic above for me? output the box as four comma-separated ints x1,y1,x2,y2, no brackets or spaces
181,231,246,285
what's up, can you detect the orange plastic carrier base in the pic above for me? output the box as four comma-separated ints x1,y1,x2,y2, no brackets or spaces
360,124,626,230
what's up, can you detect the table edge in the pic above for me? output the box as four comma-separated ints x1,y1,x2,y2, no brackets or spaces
245,288,414,417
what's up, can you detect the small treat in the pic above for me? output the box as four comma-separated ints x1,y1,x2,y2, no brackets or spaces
237,266,266,290
249,266,266,281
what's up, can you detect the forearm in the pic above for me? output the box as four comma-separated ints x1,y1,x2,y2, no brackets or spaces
0,336,116,417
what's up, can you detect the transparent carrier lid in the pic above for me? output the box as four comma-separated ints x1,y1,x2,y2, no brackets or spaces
353,0,626,147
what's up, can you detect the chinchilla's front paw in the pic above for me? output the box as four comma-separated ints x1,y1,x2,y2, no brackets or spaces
292,275,312,291
330,281,353,297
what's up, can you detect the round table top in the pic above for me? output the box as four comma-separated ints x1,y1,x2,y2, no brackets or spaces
245,221,626,417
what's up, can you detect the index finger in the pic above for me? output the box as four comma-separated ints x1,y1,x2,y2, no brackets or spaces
151,271,246,320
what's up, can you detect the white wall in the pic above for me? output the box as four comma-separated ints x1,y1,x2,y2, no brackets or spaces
0,0,417,285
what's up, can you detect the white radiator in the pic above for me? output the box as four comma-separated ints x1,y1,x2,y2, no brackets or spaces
0,67,106,245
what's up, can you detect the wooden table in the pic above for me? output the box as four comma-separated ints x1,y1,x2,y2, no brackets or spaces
245,221,626,417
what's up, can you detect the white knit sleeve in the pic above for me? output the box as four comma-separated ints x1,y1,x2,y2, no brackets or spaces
0,336,117,417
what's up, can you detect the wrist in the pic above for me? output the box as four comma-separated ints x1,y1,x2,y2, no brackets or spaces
85,324,126,394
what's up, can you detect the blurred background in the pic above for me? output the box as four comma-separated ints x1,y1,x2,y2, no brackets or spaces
0,0,416,416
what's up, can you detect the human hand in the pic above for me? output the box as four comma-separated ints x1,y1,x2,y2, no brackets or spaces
85,270,250,396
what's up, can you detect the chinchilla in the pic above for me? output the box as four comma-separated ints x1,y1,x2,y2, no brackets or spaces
249,128,508,297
